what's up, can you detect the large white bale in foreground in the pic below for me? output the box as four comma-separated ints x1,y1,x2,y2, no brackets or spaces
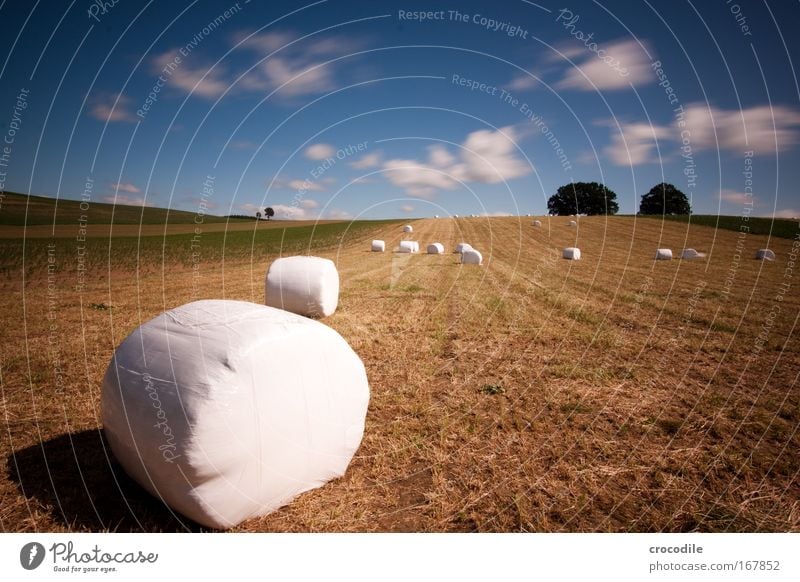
461,249,483,265
563,247,581,260
455,242,472,254
532,220,542,227
681,248,706,259
371,240,385,252
265,256,339,318
755,249,776,261
102,300,370,530
568,220,577,227
398,240,419,253
655,249,673,260
427,242,445,254
403,225,413,233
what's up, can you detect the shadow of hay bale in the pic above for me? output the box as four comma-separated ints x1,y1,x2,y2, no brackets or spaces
6,429,205,532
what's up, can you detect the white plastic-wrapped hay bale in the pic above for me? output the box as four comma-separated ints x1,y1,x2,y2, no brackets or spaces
563,247,581,260
461,248,483,265
101,299,370,530
655,249,673,260
681,248,706,259
403,225,413,233
398,240,419,253
454,214,459,218
427,242,445,254
568,220,577,227
755,249,776,261
434,215,440,218
455,242,472,254
265,256,339,318
532,220,542,227
371,240,385,252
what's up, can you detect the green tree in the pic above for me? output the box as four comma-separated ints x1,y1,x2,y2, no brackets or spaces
265,207,275,221
547,182,619,215
639,183,691,215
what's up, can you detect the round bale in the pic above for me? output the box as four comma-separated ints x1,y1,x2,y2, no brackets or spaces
427,242,445,254
371,240,385,252
102,299,370,529
563,247,581,260
755,249,776,260
461,249,483,265
265,256,339,318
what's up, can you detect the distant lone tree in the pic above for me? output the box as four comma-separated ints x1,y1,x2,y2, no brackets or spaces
256,211,261,221
265,207,275,221
547,182,619,215
639,182,691,215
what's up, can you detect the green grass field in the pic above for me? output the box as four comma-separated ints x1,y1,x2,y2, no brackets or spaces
0,191,253,226
638,214,799,239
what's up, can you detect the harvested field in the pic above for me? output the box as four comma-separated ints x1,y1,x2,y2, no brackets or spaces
1,216,798,532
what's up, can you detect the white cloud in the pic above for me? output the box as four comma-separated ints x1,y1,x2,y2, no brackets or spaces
152,51,230,99
269,204,310,220
400,204,415,213
305,143,336,160
556,40,653,91
88,93,136,122
110,182,140,194
681,104,800,152
288,179,324,191
236,31,360,97
102,194,153,207
482,210,512,217
505,74,539,91
350,152,382,169
381,126,531,198
300,199,319,209
326,209,352,220
718,189,756,205
601,121,671,166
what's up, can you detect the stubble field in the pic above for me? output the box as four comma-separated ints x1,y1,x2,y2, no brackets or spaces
1,215,798,532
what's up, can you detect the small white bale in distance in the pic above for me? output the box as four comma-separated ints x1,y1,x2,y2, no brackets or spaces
681,248,706,259
454,214,459,218
403,225,413,233
563,247,581,260
102,299,370,530
532,220,542,227
655,249,673,260
568,220,577,227
371,240,385,252
399,240,419,253
427,242,445,254
755,249,776,260
434,215,440,218
461,249,483,265
265,256,339,318
455,242,472,254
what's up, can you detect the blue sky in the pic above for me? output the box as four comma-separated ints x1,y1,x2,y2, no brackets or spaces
0,0,799,220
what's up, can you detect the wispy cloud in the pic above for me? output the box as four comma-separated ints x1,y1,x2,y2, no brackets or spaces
235,30,361,97
505,74,539,91
152,51,230,99
102,194,153,207
304,143,335,160
350,151,382,169
681,104,800,152
288,179,324,191
400,204,415,213
771,209,800,219
718,189,756,205
110,182,141,194
382,126,531,198
556,40,653,91
88,92,136,122
601,121,671,165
